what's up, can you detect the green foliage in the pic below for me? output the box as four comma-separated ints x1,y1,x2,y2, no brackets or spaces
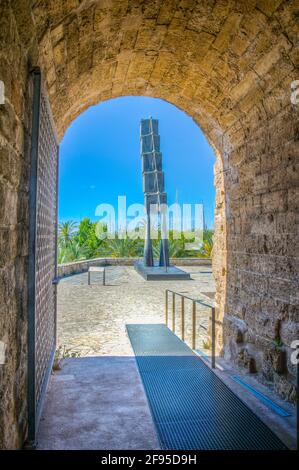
152,238,186,259
57,218,214,263
274,337,283,348
58,220,77,244
58,240,90,264
104,237,143,258
74,217,105,258
53,345,81,371
58,218,108,263
202,338,211,350
198,229,214,258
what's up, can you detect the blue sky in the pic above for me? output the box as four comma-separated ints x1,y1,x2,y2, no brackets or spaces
59,96,215,228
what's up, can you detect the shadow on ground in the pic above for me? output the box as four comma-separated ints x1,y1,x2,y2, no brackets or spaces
37,356,160,450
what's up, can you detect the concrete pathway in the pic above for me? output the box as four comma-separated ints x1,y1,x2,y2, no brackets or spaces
38,357,160,450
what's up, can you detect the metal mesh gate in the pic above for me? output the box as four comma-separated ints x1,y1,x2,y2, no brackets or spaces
27,68,59,445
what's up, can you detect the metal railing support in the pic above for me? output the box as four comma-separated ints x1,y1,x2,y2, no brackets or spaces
211,307,216,369
181,296,185,341
192,300,196,350
165,289,218,369
165,290,168,325
172,291,175,332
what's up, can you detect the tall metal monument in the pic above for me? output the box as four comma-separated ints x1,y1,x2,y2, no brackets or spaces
135,117,190,280
141,117,169,268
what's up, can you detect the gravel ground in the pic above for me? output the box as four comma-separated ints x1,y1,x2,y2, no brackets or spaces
57,265,215,356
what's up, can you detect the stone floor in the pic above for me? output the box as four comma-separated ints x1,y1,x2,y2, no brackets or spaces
56,265,215,356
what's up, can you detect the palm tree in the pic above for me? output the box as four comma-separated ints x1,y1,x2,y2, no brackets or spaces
58,240,89,264
153,239,185,259
198,230,213,258
58,221,77,244
105,237,142,257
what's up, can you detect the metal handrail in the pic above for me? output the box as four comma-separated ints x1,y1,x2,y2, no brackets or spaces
165,289,217,368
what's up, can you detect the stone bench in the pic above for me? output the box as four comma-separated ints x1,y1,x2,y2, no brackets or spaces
88,266,105,286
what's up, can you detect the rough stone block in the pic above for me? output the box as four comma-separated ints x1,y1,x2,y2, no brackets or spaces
263,344,286,377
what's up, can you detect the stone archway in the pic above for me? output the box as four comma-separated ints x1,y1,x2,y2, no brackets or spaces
0,0,298,448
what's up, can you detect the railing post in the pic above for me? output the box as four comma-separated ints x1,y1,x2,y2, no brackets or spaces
181,296,185,341
172,292,175,333
192,300,196,350
211,307,216,369
165,290,168,325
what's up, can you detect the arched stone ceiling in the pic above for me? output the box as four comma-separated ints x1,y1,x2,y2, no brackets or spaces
21,0,298,150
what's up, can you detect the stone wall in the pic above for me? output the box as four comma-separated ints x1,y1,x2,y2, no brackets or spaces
0,0,298,449
0,0,36,449
212,150,227,356
223,101,299,402
57,257,212,278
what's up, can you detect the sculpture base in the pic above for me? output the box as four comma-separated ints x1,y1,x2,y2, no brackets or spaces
134,261,191,281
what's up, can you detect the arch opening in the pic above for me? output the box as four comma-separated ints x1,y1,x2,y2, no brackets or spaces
56,95,220,357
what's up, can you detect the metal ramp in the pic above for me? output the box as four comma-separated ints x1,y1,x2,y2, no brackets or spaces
126,324,287,450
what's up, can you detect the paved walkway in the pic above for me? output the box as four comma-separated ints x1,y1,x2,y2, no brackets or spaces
56,265,215,356
38,357,160,450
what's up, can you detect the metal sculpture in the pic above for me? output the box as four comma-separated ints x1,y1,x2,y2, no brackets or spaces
140,118,169,268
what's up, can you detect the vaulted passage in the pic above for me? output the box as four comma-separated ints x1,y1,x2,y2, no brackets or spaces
0,0,298,448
